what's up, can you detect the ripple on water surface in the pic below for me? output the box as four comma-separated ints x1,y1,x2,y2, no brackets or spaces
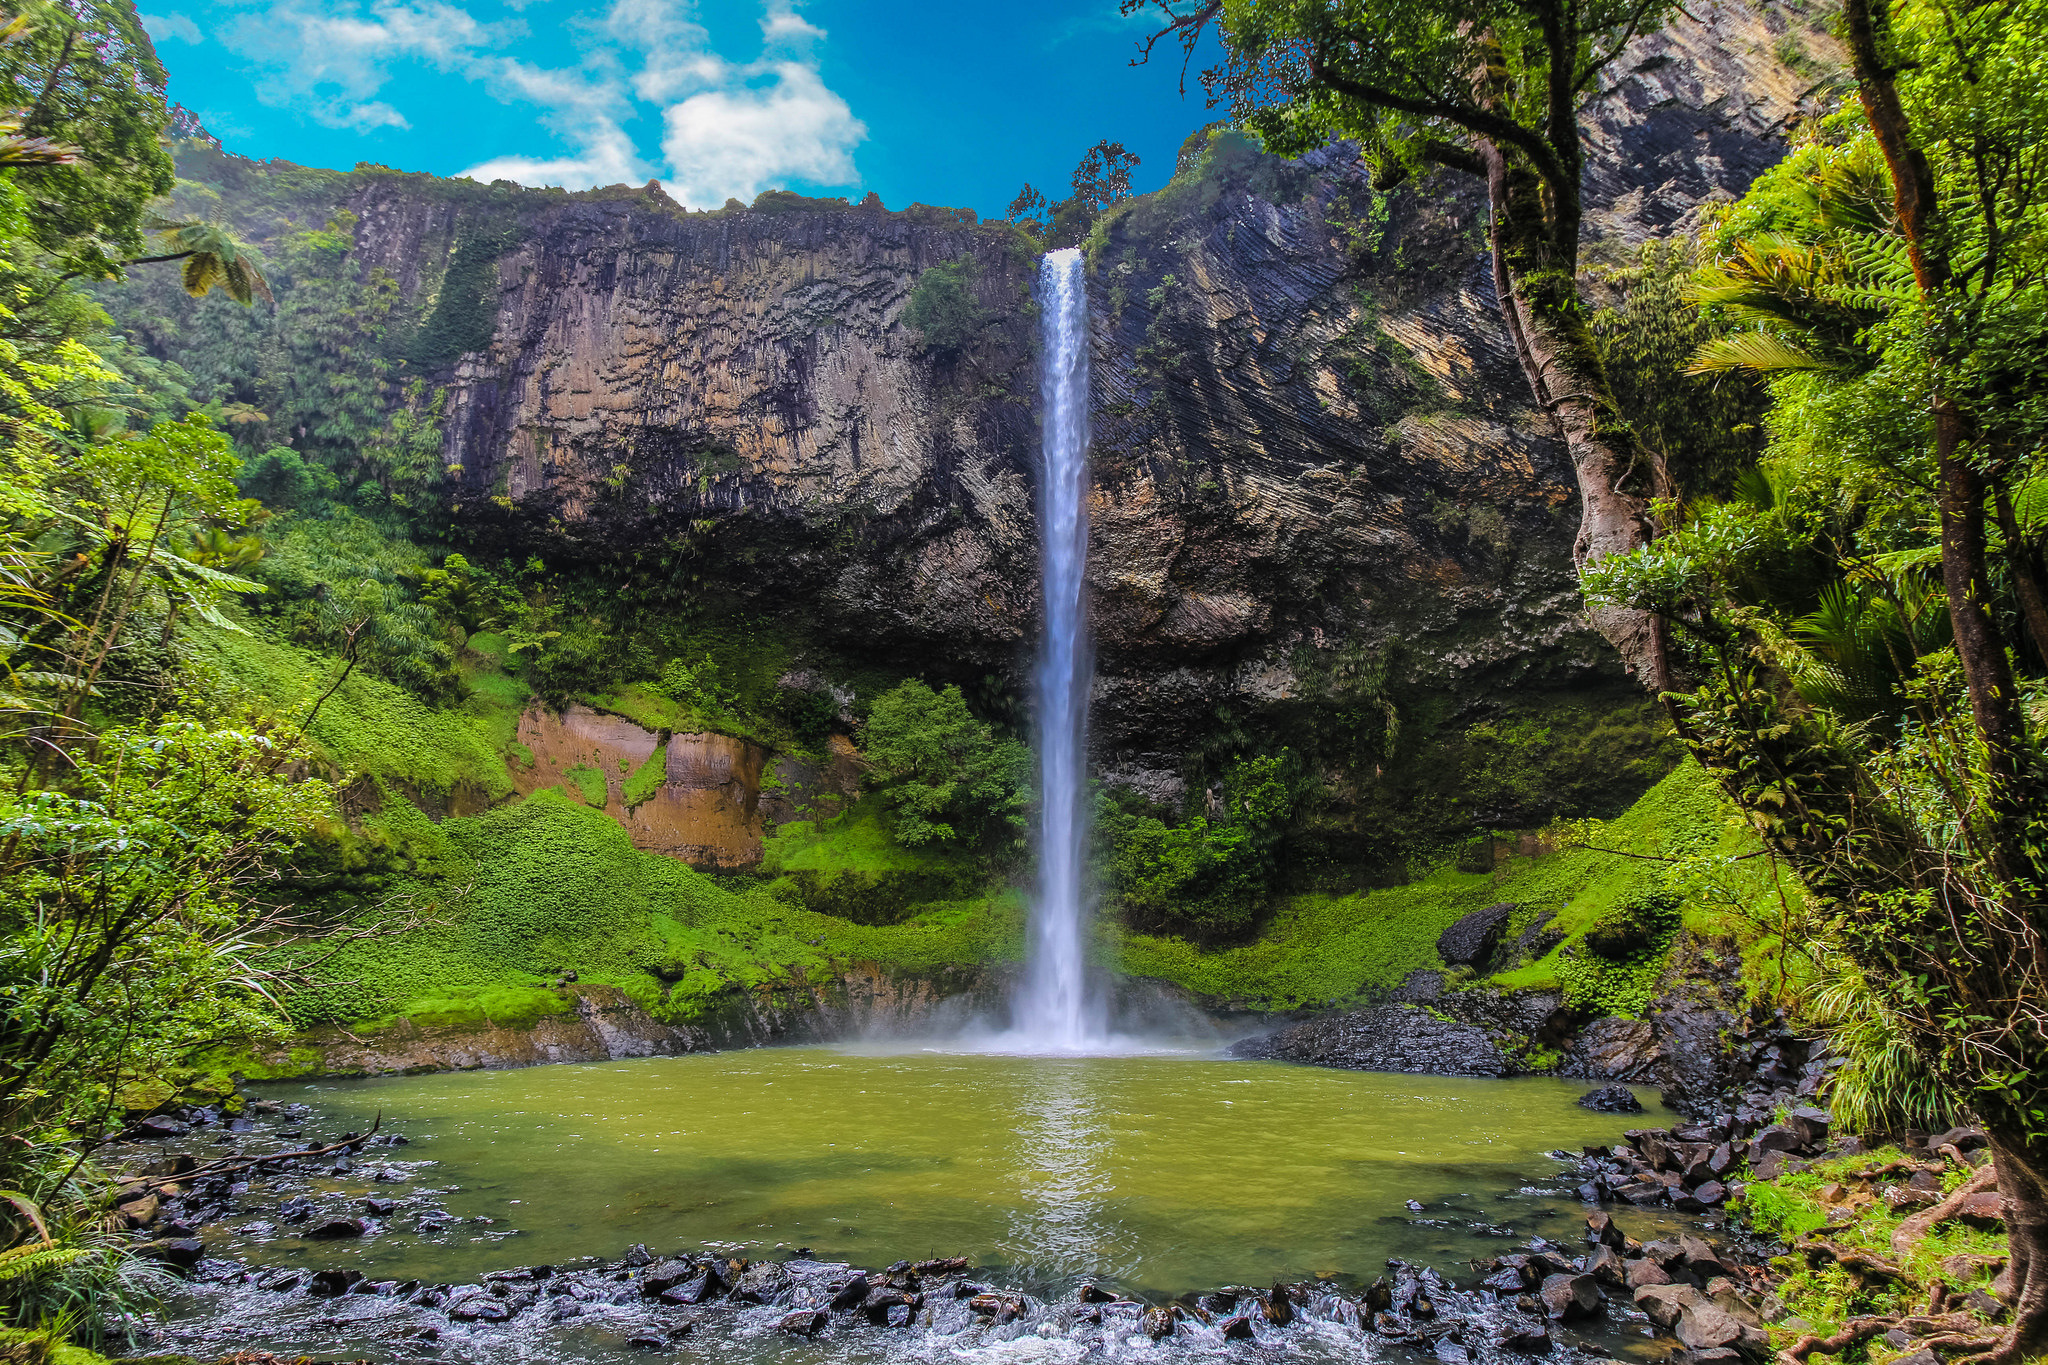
214,1045,1677,1298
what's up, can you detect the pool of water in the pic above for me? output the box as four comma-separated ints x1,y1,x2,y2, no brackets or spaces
218,1043,1678,1298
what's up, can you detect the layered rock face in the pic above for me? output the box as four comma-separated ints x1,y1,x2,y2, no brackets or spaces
153,5,1830,849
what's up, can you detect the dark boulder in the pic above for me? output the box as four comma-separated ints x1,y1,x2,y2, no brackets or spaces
1231,1006,1513,1077
307,1217,368,1239
1219,1314,1256,1340
1502,1324,1553,1354
307,1269,363,1297
132,1116,190,1139
1578,1086,1645,1113
1538,1273,1601,1321
135,1238,203,1269
830,1273,870,1310
639,1259,698,1295
1438,904,1515,967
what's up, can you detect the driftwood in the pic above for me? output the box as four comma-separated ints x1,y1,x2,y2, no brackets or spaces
119,1114,383,1198
1893,1163,2001,1261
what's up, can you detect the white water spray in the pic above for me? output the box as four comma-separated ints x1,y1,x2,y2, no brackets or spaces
1011,247,1107,1051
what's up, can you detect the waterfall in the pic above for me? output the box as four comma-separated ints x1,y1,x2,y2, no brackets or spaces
1012,247,1106,1051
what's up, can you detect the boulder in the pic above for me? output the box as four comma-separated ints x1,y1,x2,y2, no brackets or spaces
135,1238,204,1270
1578,1086,1645,1114
1635,1284,1704,1330
258,1272,302,1293
1586,1244,1627,1288
1931,1126,1989,1153
1079,1283,1117,1303
132,1116,190,1139
830,1274,870,1310
776,1309,828,1337
1144,1307,1177,1339
1438,904,1515,967
1502,1324,1553,1354
1787,1108,1832,1147
361,1197,397,1216
307,1217,368,1239
1752,1125,1804,1154
1751,1151,1808,1181
1626,1258,1674,1290
658,1270,721,1305
639,1259,698,1295
1586,1211,1626,1248
1538,1273,1601,1321
1675,1301,1768,1354
306,1269,362,1296
1263,1283,1295,1327
1957,1192,2008,1231
1219,1314,1256,1340
450,1297,514,1323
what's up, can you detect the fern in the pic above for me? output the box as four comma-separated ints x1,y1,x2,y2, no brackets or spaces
0,1244,90,1284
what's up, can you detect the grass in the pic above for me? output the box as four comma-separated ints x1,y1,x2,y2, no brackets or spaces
261,753,1786,1058
281,791,1024,1031
1117,760,1758,1011
1735,1146,2008,1350
184,615,526,800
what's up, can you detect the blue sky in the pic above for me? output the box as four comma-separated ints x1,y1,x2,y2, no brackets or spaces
140,0,1226,218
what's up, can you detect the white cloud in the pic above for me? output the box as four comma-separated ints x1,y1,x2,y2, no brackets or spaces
660,60,863,205
458,56,649,187
209,0,865,199
141,10,202,44
222,0,511,129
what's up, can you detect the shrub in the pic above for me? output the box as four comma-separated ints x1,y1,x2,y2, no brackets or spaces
1107,753,1295,942
861,680,1027,847
902,260,988,355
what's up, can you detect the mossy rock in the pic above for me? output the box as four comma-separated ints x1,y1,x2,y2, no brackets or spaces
1584,887,1683,960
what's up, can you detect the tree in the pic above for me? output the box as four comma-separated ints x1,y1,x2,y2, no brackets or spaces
0,0,174,279
1070,139,1141,213
1584,0,2048,1350
1125,0,1675,682
861,680,1029,847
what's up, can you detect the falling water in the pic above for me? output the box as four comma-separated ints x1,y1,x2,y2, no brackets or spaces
1012,247,1107,1051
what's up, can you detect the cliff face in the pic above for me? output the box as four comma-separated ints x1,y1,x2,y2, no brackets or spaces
130,5,1831,856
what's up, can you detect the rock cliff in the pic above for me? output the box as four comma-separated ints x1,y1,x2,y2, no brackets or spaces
124,2,1834,861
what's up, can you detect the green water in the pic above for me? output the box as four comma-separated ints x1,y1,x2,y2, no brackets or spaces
249,1045,1676,1298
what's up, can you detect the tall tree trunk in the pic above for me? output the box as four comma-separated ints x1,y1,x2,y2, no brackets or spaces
1482,141,1671,689
1982,1127,2048,1363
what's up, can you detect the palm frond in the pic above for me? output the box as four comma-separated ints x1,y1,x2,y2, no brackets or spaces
1685,331,1832,375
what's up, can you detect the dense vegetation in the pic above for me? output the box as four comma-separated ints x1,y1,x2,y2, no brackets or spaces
0,0,2043,1352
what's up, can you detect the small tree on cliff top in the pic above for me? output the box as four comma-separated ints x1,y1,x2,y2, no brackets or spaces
1125,0,1677,684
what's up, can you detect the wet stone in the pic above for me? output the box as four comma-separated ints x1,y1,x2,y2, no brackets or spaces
1578,1086,1645,1113
777,1309,827,1337
1218,1314,1256,1340
1538,1273,1600,1322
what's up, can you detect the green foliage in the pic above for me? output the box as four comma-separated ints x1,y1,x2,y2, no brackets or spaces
621,740,667,809
0,719,332,1130
0,0,174,279
1103,753,1296,941
284,790,1020,1028
1591,239,1768,497
902,259,989,355
861,680,1028,848
1734,1147,2010,1342
406,226,520,369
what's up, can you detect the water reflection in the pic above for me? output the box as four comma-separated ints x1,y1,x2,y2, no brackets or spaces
1000,1062,1119,1287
